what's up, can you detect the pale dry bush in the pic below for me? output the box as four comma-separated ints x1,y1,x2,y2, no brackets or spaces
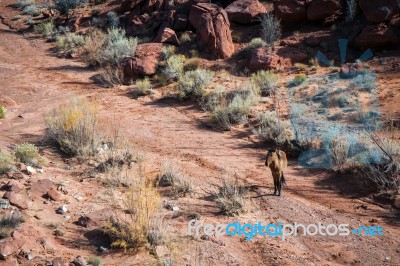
102,159,162,250
46,99,99,157
0,150,14,174
159,160,194,197
332,137,350,167
253,111,292,144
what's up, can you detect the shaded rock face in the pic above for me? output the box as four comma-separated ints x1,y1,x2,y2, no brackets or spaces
122,43,164,81
154,25,180,45
306,0,342,24
274,0,307,25
359,0,400,23
248,47,287,71
189,3,234,59
355,24,400,50
225,0,267,24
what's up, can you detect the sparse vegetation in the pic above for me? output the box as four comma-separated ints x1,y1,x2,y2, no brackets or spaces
345,0,357,22
55,0,87,15
253,111,292,144
22,4,40,16
107,11,119,28
0,150,14,174
161,45,176,60
0,105,5,119
212,173,246,216
34,20,55,36
162,54,186,81
183,58,200,72
15,143,44,166
179,32,192,44
288,74,306,87
251,70,279,96
87,256,101,266
103,161,161,250
259,13,282,47
14,0,35,9
159,160,194,197
178,69,213,99
57,32,86,54
247,38,266,49
135,77,153,96
80,29,107,67
0,212,24,239
354,73,376,92
46,99,99,157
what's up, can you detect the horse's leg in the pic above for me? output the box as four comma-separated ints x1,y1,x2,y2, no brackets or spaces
277,175,282,196
272,174,277,195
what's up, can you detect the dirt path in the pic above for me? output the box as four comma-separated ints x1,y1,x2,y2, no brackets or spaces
0,12,399,266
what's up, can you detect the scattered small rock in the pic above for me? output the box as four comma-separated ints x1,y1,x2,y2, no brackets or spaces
46,188,63,201
37,168,44,174
25,166,36,175
0,199,10,209
4,180,22,193
56,205,68,214
71,255,86,266
76,216,97,228
3,191,28,210
98,246,107,253
73,195,83,202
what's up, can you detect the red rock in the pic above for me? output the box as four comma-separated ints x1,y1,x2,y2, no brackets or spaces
248,47,287,71
0,258,18,266
46,188,63,201
154,26,180,45
307,0,342,24
359,0,400,23
225,0,267,24
393,196,400,209
0,96,17,107
76,216,98,229
189,3,234,59
67,15,83,32
355,24,400,50
122,43,165,81
52,257,64,266
4,180,22,193
42,9,58,19
276,46,308,65
0,237,25,260
274,0,307,25
340,63,362,78
29,179,54,195
3,192,28,210
6,171,24,180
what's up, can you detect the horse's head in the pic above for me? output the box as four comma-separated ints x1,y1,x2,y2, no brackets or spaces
265,149,277,167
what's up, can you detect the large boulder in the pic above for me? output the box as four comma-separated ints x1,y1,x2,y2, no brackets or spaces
3,192,29,210
189,3,234,59
274,0,307,25
306,0,342,24
154,25,180,45
355,24,400,50
225,0,267,24
359,0,400,23
122,43,165,81
248,47,289,71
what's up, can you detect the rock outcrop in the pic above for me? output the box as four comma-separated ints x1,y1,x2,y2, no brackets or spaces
225,0,267,24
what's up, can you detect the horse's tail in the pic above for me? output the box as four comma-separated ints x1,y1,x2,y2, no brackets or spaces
281,173,287,187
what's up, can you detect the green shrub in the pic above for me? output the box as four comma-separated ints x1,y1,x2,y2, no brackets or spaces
260,13,281,47
354,73,375,92
338,95,349,108
87,257,101,266
46,99,99,157
0,105,5,119
162,54,186,81
22,5,40,16
34,20,55,36
161,45,176,60
200,86,226,112
253,111,292,144
183,58,200,72
179,32,192,44
178,69,213,99
135,77,152,96
0,212,24,239
251,70,279,96
107,11,119,28
80,29,107,66
57,32,86,53
14,0,35,9
98,28,138,66
15,143,44,166
247,38,266,49
0,150,14,174
55,0,87,15
288,74,306,87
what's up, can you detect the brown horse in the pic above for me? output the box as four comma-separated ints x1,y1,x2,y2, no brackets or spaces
265,149,287,196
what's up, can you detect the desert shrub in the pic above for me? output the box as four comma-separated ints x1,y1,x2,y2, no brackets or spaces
179,32,192,44
247,38,266,49
0,150,14,174
354,73,375,92
183,58,200,72
345,0,357,22
107,11,119,28
80,29,107,66
99,65,124,87
134,77,153,96
251,70,279,96
87,257,101,266
99,28,138,66
200,85,226,112
338,95,349,108
0,212,24,239
162,54,186,81
212,83,260,130
159,160,194,197
34,20,55,36
332,136,350,167
56,32,86,54
148,218,169,246
46,99,99,157
288,74,306,87
91,8,101,16
161,45,176,60
178,69,213,99
212,173,246,216
22,5,40,16
260,13,281,47
253,111,292,144
55,0,87,14
103,162,160,250
14,0,35,9
0,105,5,119
15,143,44,166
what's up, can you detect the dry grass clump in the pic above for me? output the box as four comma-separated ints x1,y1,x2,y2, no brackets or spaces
0,150,14,174
0,105,5,119
46,99,99,157
158,160,194,197
178,69,213,99
0,212,24,239
253,111,292,144
15,143,45,167
251,70,279,96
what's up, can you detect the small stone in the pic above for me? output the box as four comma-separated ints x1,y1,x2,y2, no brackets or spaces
72,255,86,266
73,195,83,201
63,215,71,220
99,246,107,253
0,199,10,209
172,206,179,211
56,205,68,214
46,188,63,201
52,257,64,266
25,166,36,175
37,168,44,174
